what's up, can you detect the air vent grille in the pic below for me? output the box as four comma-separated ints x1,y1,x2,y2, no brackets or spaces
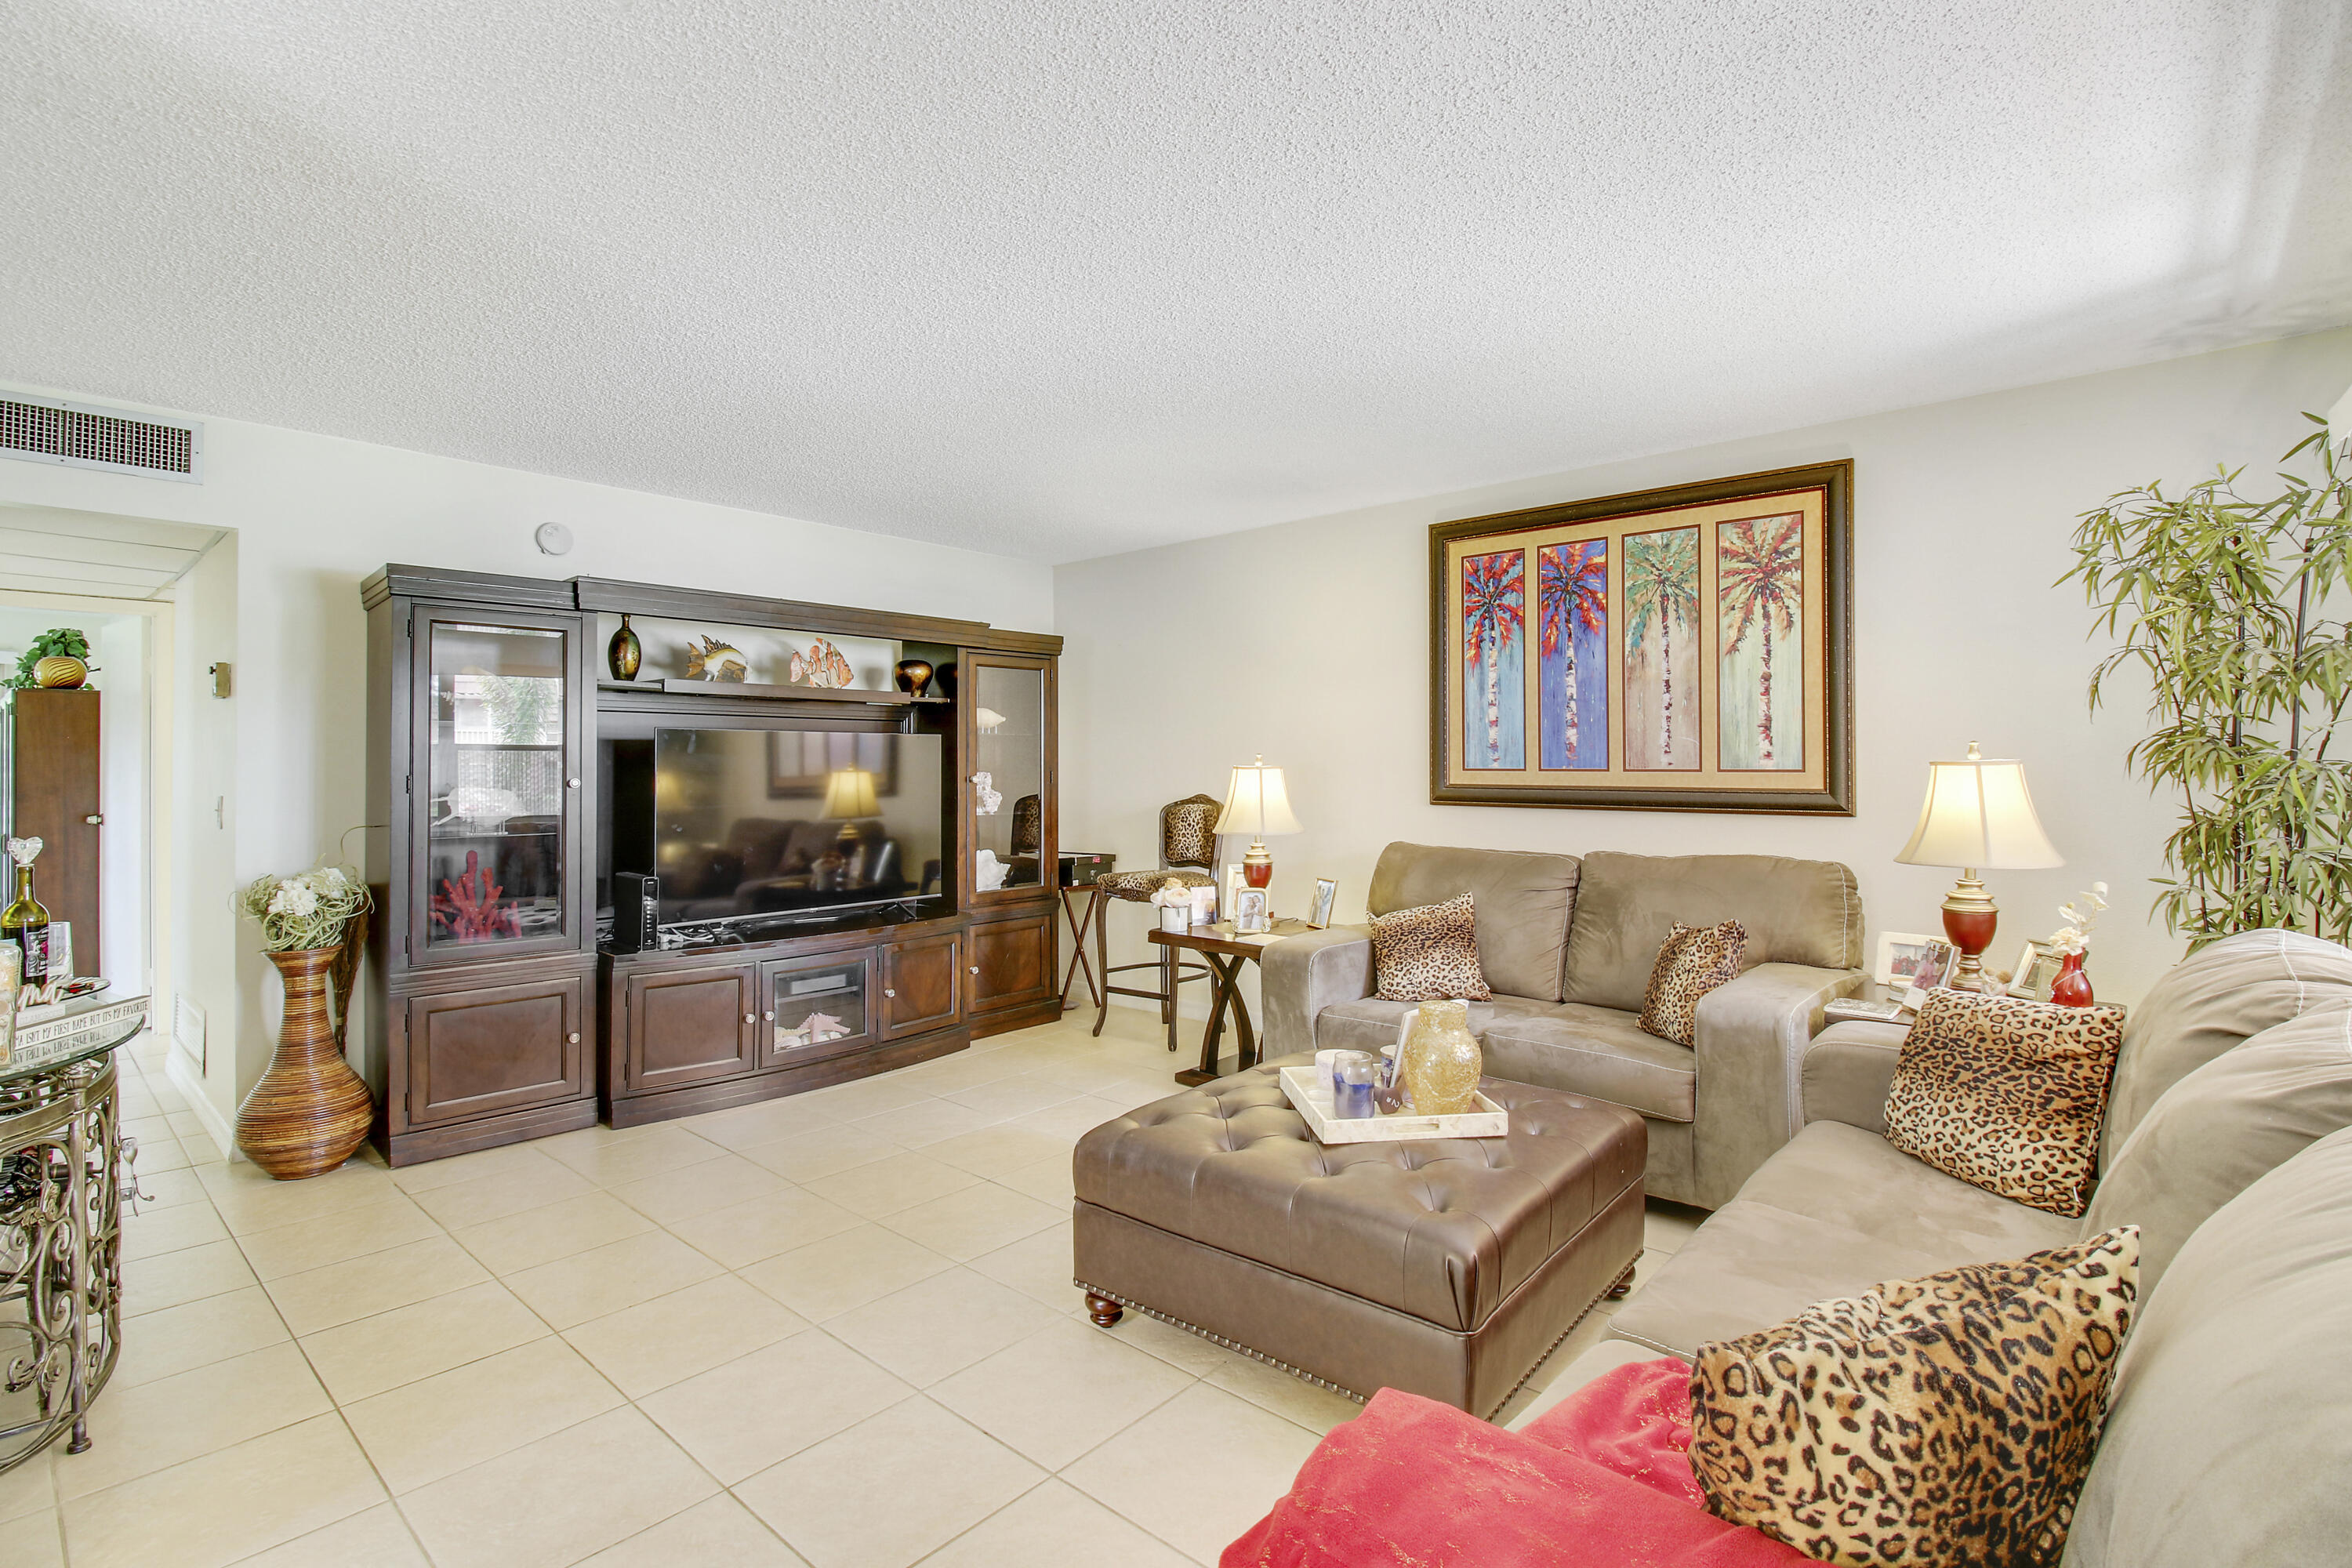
0,392,202,482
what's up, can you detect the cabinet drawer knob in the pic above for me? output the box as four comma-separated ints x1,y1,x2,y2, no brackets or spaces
84,814,103,826
744,1013,755,1023
763,1011,774,1021
968,966,978,975
884,989,896,999
567,1032,579,1044
567,778,582,789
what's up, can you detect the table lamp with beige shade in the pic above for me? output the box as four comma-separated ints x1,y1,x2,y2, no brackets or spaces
1894,742,2063,992
1221,755,1301,889
821,766,880,851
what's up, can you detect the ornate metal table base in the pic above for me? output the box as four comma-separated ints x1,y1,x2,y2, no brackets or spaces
1,1054,126,1472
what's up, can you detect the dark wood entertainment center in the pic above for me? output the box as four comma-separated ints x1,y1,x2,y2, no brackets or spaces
360,564,1062,1167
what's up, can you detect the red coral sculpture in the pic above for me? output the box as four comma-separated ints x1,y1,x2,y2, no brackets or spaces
431,850,517,941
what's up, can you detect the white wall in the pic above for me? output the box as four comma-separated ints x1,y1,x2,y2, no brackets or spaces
170,535,238,1140
1057,327,2352,1011
0,401,1054,1109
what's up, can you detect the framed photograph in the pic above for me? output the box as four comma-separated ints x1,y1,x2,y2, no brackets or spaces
1231,886,1272,934
768,731,897,799
1874,931,1958,993
2005,938,2065,1002
1431,461,1853,814
1306,877,1339,929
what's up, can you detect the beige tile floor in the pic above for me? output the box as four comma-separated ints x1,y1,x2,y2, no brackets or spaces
5,1010,1698,1568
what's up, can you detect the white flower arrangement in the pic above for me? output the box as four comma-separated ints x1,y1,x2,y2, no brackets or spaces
2049,881,2110,956
1148,878,1193,909
240,864,372,952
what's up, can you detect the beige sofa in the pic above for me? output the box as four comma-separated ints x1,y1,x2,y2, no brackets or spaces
1262,842,1864,1209
1565,927,2352,1566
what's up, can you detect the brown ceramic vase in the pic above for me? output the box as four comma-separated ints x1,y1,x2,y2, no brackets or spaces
235,946,375,1180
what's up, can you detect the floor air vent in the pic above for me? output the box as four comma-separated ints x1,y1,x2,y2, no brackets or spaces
0,391,202,482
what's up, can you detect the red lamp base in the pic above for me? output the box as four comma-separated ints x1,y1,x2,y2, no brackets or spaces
1941,898,1998,992
1243,842,1273,888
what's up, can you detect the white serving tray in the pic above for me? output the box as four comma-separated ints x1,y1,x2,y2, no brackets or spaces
1278,1066,1508,1145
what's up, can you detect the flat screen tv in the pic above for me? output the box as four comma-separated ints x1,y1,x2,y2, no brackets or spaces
606,727,949,927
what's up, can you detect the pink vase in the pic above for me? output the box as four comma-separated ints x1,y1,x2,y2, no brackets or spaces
2050,950,2093,1007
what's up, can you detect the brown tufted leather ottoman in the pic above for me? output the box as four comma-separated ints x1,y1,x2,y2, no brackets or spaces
1072,1058,1646,1417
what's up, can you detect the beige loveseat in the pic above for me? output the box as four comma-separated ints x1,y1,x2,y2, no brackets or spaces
1261,842,1864,1209
1565,928,2352,1565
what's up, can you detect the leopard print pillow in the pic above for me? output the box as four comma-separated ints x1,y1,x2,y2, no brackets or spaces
1161,795,1221,868
1690,1227,2140,1568
1371,892,1491,1002
1638,920,1748,1046
1884,989,2126,1217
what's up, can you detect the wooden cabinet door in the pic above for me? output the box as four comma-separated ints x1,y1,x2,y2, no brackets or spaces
962,652,1055,908
405,604,591,967
624,962,760,1092
968,912,1054,1018
880,931,963,1039
405,975,587,1127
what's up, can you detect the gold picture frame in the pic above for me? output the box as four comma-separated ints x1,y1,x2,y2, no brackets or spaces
1431,462,1853,814
2005,938,2065,1002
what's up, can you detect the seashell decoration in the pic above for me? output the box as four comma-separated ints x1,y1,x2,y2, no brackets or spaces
684,636,750,682
789,638,855,689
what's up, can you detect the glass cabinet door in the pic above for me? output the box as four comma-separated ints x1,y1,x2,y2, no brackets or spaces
417,615,579,956
968,655,1053,898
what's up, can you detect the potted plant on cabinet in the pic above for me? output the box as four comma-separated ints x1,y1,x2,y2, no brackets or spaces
235,866,374,1179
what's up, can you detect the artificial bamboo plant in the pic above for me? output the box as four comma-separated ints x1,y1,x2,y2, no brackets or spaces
2065,415,2352,945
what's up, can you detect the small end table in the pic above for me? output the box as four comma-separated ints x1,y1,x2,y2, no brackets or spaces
1148,919,1316,1087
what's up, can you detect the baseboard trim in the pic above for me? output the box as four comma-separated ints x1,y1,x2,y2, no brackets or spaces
165,1044,236,1162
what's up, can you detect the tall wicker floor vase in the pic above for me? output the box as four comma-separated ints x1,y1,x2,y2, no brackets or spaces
235,946,374,1179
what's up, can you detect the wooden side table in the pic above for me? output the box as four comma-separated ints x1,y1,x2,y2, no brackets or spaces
1148,920,1316,1087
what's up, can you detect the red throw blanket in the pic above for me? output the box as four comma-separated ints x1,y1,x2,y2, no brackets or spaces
1223,1358,1812,1567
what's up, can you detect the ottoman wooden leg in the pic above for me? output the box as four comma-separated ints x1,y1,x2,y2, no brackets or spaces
1085,1293,1123,1327
1605,1260,1638,1300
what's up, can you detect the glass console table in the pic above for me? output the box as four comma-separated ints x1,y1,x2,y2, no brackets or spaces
0,988,148,1473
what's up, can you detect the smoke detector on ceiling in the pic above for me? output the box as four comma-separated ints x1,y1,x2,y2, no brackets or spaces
0,390,201,481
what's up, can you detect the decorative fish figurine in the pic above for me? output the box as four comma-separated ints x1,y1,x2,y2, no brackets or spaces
684,636,750,682
789,638,855,688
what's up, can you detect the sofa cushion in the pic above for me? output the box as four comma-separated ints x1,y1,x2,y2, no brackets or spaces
1367,842,1581,1003
1370,891,1492,1001
1690,1228,2138,1568
2066,1125,2352,1568
2101,927,2352,1168
1222,1385,1811,1568
2081,1000,2352,1293
1639,920,1748,1047
1310,993,1555,1056
1485,1004,1697,1122
1611,1121,2080,1357
1561,851,1862,1011
1884,990,2125,1218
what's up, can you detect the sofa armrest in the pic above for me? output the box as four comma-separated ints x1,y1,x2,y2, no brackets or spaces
1689,963,1866,1208
1798,1020,1911,1134
1261,924,1375,1058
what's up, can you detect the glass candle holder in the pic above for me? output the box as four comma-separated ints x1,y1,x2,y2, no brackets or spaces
1334,1052,1377,1120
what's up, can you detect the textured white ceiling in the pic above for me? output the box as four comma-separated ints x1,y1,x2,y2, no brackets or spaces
4,2,2349,562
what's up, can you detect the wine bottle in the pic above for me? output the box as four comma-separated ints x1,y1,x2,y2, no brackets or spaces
2,837,50,992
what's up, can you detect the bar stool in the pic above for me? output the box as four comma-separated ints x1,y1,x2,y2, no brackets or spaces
1088,794,1221,1043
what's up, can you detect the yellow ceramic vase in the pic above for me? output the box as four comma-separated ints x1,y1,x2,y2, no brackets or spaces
1401,1000,1483,1116
33,655,87,689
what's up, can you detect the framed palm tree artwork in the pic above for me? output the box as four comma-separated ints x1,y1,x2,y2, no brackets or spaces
1429,461,1853,814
